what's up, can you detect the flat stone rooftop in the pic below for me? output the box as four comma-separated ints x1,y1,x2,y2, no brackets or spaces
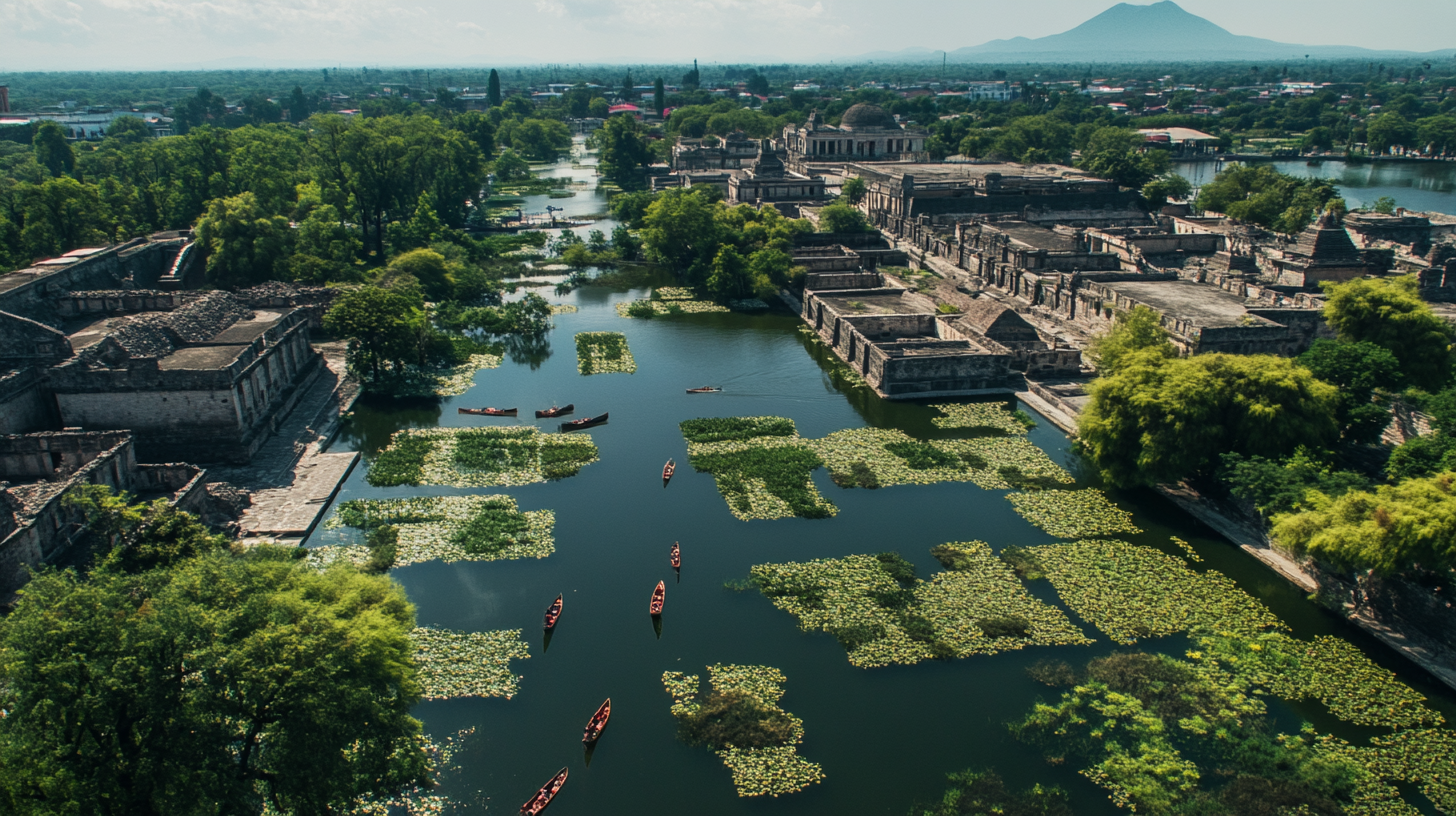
821,291,937,315
1100,280,1272,329
157,345,248,370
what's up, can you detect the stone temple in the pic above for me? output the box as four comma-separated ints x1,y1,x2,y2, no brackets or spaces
782,104,930,172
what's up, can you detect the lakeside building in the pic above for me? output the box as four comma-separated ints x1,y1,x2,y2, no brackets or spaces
727,140,827,207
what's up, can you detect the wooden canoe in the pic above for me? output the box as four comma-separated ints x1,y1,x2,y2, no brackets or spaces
649,580,665,616
662,458,675,483
686,386,722,394
543,594,563,630
670,541,680,570
582,698,611,745
561,412,607,432
459,407,517,416
535,404,574,419
520,767,568,816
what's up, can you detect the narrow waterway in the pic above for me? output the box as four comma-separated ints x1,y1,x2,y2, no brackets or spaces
310,145,1456,815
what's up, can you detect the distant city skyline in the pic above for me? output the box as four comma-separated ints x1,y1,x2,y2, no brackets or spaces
3,0,1453,72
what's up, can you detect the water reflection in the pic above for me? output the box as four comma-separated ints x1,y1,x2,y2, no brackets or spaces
504,332,553,370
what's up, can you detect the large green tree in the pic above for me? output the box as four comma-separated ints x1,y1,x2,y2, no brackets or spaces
592,113,653,188
1077,127,1169,188
194,191,292,286
1272,471,1456,575
323,285,416,382
1321,276,1454,391
641,187,723,277
32,121,75,178
1298,339,1403,444
1079,352,1341,487
1085,305,1177,374
0,546,429,816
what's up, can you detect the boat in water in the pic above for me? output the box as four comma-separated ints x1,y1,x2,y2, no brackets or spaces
561,412,608,432
650,580,665,616
662,458,675,484
686,386,722,394
459,407,517,416
582,698,612,745
520,767,568,815
670,541,680,570
543,594,563,630
535,404,574,418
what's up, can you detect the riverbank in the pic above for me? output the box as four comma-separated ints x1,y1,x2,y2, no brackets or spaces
1021,374,1456,694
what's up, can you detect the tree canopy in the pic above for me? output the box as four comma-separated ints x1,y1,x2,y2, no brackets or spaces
1079,352,1341,487
1321,276,1454,391
1272,471,1456,576
1195,165,1344,235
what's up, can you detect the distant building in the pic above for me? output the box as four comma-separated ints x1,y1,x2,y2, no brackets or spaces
727,139,827,206
781,104,929,171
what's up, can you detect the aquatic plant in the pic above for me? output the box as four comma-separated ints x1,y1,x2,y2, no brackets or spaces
575,331,636,374
750,544,1090,668
654,287,697,301
1007,488,1142,538
660,664,824,798
616,298,728,317
1030,538,1284,644
809,428,1072,491
411,627,529,700
687,437,835,521
316,496,555,567
367,427,598,488
908,768,1073,816
549,304,578,315
680,416,798,444
930,403,1036,434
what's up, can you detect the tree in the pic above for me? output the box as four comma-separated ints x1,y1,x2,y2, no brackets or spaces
1077,127,1169,188
384,247,453,301
103,116,152,146
1078,353,1341,487
243,92,282,125
1366,112,1416,154
510,118,571,161
492,148,531,181
1194,165,1342,234
592,113,652,188
194,192,292,286
1322,276,1454,391
641,187,722,278
18,177,110,259
291,203,361,282
286,85,313,122
1272,471,1456,575
0,546,430,816
32,121,75,178
324,285,415,382
1085,305,1176,373
1298,339,1402,443
1141,173,1193,208
487,69,502,108
588,97,611,119
453,110,496,157
1372,196,1398,214
841,175,867,206
818,201,873,233
653,77,666,116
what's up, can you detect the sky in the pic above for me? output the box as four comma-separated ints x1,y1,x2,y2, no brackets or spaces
2,0,1453,71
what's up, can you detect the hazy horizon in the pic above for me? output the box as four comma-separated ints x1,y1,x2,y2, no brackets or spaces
2,0,1454,73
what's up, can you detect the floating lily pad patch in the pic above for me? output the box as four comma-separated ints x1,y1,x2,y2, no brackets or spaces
931,402,1036,434
315,495,555,567
749,547,1090,668
660,664,825,798
374,354,503,399
1008,489,1142,538
616,299,728,317
550,304,578,315
655,287,697,301
367,426,598,488
575,331,636,374
411,627,529,700
1031,538,1284,644
809,428,1072,492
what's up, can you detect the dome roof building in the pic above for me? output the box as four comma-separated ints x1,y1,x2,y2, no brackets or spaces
781,104,929,170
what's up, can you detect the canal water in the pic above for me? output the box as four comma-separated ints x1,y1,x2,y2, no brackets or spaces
1175,158,1456,216
312,146,1456,815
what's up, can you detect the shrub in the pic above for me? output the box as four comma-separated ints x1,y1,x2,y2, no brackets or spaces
930,544,976,571
978,616,1032,639
999,546,1046,580
675,691,799,749
626,299,657,318
875,551,918,584
886,441,963,470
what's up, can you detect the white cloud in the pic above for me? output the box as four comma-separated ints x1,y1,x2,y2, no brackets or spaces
1,0,90,37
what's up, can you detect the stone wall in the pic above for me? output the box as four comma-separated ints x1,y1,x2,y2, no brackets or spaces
0,369,56,436
56,290,184,317
0,311,72,367
803,271,882,291
0,237,190,324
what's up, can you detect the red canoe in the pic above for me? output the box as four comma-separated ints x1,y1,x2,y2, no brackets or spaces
686,386,722,394
543,594,563,630
583,698,612,745
670,541,681,570
663,458,675,483
520,767,568,816
649,580,665,616
459,407,517,416
535,404,574,419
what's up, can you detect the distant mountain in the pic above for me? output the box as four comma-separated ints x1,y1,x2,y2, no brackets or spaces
855,1,1454,64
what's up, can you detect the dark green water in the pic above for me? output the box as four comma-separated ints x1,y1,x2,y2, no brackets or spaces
313,149,1456,815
